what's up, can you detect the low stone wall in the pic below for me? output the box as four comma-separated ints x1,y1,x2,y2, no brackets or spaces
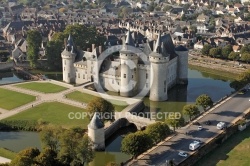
0,62,13,71
122,100,145,114
104,118,130,140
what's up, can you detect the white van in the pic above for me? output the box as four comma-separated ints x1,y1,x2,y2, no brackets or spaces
189,141,200,151
217,122,226,130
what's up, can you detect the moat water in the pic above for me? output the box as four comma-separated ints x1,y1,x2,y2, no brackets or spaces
0,67,235,165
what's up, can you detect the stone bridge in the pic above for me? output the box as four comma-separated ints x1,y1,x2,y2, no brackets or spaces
105,100,155,140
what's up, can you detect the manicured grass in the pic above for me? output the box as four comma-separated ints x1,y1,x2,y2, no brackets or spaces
4,102,89,128
0,88,36,110
15,82,68,93
66,91,128,112
195,126,250,166
0,148,16,160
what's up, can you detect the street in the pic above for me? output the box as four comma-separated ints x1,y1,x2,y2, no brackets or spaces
129,89,250,166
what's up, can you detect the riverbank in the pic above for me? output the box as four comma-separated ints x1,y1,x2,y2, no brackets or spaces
188,53,250,76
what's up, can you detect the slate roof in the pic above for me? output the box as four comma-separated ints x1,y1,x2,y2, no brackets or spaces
88,112,104,129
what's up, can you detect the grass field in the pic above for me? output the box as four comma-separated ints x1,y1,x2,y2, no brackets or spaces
15,82,68,93
4,102,89,128
0,88,36,110
0,148,16,160
195,126,250,166
66,91,128,112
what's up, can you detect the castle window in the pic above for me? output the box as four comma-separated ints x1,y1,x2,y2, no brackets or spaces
132,75,133,79
83,74,85,79
164,80,166,86
164,87,166,93
68,73,70,78
78,73,80,78
146,73,148,79
64,60,66,65
124,74,126,78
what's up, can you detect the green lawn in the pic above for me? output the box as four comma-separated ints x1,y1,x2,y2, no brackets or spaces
195,126,250,166
66,91,128,112
0,148,16,160
0,88,36,110
15,82,68,93
4,102,89,128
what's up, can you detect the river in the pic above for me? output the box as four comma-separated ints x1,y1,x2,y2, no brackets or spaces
0,67,235,165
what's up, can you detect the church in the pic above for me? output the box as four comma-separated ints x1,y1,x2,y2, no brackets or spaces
61,30,188,101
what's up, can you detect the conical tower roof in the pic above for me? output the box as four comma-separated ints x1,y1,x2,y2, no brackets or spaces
154,31,162,54
125,30,134,46
67,34,74,47
88,112,104,129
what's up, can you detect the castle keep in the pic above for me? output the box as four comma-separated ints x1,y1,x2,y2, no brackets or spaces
61,30,188,101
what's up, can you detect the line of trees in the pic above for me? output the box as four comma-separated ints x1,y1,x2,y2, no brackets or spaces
9,126,94,166
230,69,250,90
121,122,171,158
26,24,106,70
201,44,250,63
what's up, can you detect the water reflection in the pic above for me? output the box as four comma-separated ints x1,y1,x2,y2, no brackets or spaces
0,71,25,85
89,125,136,166
0,132,41,152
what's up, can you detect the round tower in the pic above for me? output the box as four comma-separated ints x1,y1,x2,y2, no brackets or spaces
61,35,76,83
175,45,188,84
149,32,169,101
88,112,105,151
120,30,138,97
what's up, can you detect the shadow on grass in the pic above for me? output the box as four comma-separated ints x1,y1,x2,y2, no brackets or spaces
195,126,250,166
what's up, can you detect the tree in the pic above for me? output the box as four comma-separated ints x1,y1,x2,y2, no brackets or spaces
147,2,155,12
241,52,250,63
74,134,94,165
221,45,232,59
201,44,212,56
27,30,42,68
189,25,197,33
240,44,250,54
39,125,63,152
121,131,152,157
209,47,221,58
35,148,59,166
63,24,105,50
228,52,240,62
182,104,199,121
10,147,40,166
196,94,213,110
166,117,185,131
182,26,188,33
86,97,115,122
145,122,171,144
46,40,63,70
163,5,172,11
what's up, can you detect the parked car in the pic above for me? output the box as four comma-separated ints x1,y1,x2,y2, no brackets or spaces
197,126,203,130
178,151,188,157
189,141,200,151
204,120,211,125
217,122,226,130
194,140,203,144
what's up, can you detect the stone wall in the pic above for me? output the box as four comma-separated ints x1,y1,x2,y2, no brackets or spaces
0,62,13,71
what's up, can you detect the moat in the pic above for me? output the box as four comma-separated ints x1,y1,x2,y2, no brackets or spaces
0,67,235,165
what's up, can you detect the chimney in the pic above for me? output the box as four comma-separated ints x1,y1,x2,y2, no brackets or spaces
92,44,95,51
87,48,91,52
99,46,102,54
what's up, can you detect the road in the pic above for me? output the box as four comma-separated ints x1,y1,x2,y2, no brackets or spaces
128,89,250,166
